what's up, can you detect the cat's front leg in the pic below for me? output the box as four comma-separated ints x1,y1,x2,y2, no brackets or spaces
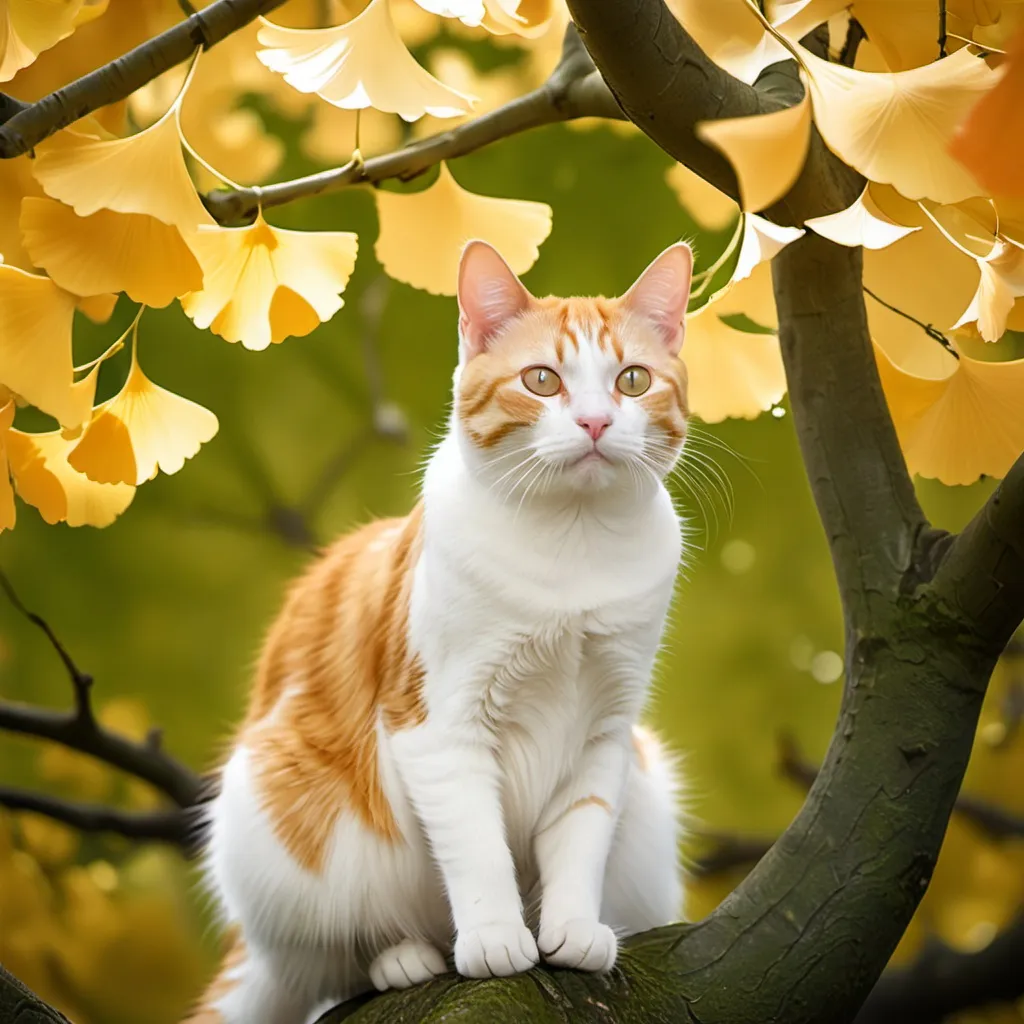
390,718,538,979
533,728,630,973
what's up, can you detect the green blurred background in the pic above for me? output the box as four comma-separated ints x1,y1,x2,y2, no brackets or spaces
2,6,1023,1021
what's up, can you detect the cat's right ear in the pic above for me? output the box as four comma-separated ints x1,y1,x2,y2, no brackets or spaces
457,241,532,361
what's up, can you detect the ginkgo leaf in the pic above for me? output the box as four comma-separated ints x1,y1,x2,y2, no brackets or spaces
413,0,484,24
481,0,554,37
684,308,787,422
69,343,218,486
0,400,16,531
799,46,1001,204
257,0,476,121
735,213,804,281
180,213,359,351
920,196,999,259
301,103,401,164
696,90,812,212
0,263,86,428
767,0,847,41
0,0,84,81
665,0,789,84
375,162,551,295
852,0,981,70
805,183,922,249
863,215,980,377
75,292,118,323
21,198,204,308
31,107,212,229
949,20,1024,199
714,260,781,329
874,341,1024,485
5,426,135,527
665,163,739,232
953,240,1024,341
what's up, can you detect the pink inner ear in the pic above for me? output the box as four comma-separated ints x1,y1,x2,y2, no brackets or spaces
457,241,532,359
622,243,693,356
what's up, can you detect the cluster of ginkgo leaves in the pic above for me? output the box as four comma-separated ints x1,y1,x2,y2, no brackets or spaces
667,0,1024,485
0,0,556,534
0,0,1022,540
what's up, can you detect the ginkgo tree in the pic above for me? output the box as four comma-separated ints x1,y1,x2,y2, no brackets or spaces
1,0,1023,1021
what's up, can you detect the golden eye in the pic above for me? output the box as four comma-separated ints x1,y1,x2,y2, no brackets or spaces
617,365,652,397
522,366,562,397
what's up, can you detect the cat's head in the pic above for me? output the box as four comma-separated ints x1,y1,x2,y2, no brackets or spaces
454,240,693,499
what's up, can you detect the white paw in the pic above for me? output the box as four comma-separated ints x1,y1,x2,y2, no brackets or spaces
454,921,539,978
369,940,447,991
539,918,617,972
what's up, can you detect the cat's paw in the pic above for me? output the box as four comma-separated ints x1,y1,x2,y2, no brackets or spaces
369,940,448,991
454,921,539,978
539,918,617,972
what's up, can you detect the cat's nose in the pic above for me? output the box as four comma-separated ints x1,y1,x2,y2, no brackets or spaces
576,415,612,441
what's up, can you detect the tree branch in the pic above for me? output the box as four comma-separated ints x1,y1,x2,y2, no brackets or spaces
0,786,201,852
0,0,292,158
203,24,624,224
0,571,206,808
931,453,1024,658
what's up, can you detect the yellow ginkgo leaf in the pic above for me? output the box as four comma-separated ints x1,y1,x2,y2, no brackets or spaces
735,213,804,281
76,292,118,323
412,0,484,24
684,308,787,422
864,215,981,377
0,0,84,81
257,0,476,121
0,400,16,532
805,183,922,249
853,0,979,70
180,213,359,350
714,260,780,329
799,45,1001,204
69,344,218,486
953,240,1024,341
767,0,847,41
374,162,551,295
0,263,86,428
5,426,135,527
874,341,1024,485
696,89,812,213
665,163,739,232
481,0,553,37
665,0,789,84
31,107,212,230
20,198,204,308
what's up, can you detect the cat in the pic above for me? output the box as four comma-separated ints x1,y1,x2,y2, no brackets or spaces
187,238,694,1024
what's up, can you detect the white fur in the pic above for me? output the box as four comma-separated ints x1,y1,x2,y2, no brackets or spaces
202,299,689,1023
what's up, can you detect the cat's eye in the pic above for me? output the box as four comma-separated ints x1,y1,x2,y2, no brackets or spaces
617,365,652,397
522,366,562,397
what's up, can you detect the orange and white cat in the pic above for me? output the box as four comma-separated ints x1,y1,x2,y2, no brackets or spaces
189,239,694,1024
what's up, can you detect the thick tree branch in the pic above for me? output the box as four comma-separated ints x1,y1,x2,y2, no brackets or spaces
0,787,200,851
853,913,1024,1024
931,453,1024,658
0,0,291,158
0,571,205,808
203,25,623,224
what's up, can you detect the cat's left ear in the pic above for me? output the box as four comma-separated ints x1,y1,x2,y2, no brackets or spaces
621,242,693,356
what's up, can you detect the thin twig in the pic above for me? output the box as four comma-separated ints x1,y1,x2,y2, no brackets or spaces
864,286,960,359
939,0,948,58
177,0,199,15
0,787,201,853
202,24,623,224
0,570,205,807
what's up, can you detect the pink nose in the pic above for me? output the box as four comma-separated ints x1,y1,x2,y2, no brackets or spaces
576,415,611,441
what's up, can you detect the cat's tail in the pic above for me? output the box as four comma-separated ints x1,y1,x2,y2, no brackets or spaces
180,929,247,1024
